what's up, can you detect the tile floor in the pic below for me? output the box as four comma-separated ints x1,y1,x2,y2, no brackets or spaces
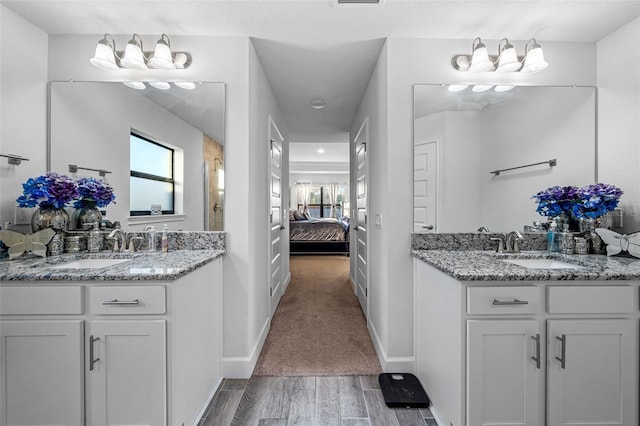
199,375,436,425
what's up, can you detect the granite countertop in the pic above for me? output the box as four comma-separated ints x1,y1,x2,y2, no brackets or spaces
0,249,225,282
411,249,640,281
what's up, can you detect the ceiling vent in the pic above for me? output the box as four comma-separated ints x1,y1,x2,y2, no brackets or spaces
337,0,380,4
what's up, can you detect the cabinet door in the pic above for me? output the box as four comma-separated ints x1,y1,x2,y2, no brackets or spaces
467,319,542,426
0,320,83,426
547,319,637,426
87,320,166,426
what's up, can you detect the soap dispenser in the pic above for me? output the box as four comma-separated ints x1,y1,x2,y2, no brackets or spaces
161,224,169,253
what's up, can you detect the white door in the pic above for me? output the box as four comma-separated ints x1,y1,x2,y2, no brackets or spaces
414,139,437,233
87,320,167,426
268,116,285,317
547,319,637,426
467,319,542,426
0,320,84,426
354,120,368,316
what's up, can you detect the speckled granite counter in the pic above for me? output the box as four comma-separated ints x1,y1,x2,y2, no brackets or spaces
0,249,225,282
411,249,640,281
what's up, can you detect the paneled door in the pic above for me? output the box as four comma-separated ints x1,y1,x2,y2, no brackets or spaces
354,119,368,317
413,139,437,233
268,116,285,317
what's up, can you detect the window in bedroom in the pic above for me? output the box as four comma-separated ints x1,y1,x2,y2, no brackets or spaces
298,185,346,218
130,132,175,216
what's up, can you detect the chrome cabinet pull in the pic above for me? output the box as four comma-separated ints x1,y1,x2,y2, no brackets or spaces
102,298,140,305
531,334,541,369
422,225,434,230
89,335,100,371
492,298,529,306
555,334,566,369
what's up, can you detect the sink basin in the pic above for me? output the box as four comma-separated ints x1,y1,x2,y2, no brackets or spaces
504,258,584,269
50,258,131,270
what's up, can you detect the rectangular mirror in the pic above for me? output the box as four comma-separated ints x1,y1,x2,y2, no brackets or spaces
49,81,225,231
414,85,596,233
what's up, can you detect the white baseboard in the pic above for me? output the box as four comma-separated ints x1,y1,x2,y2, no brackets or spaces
283,271,291,292
429,405,444,426
192,376,224,426
221,317,271,378
368,321,415,373
349,274,356,293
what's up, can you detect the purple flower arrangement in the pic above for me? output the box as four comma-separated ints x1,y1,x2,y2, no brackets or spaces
17,174,116,210
533,183,622,220
16,172,79,209
73,177,116,209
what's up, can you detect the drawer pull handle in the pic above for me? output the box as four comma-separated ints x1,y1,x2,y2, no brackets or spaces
89,335,100,371
555,334,566,369
531,334,541,369
492,298,529,306
102,298,140,305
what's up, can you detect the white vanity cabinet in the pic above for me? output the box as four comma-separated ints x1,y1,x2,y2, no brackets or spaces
0,257,222,426
414,259,639,426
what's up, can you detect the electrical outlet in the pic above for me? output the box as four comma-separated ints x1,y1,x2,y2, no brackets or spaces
15,207,35,225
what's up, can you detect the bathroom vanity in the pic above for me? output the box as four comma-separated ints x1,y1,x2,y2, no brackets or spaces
413,249,640,426
0,249,224,426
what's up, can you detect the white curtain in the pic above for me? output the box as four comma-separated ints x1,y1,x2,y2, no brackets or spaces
300,185,310,215
328,183,339,218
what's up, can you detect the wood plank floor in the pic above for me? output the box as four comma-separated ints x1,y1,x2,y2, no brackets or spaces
199,376,437,426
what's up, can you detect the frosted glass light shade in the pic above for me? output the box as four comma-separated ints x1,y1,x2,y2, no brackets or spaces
123,81,146,90
90,40,118,71
521,46,549,73
448,84,469,93
468,38,495,72
149,35,175,70
495,46,521,72
120,36,148,70
174,81,196,89
472,85,493,92
149,81,171,90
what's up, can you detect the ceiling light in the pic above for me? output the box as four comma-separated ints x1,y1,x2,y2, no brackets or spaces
174,81,196,90
89,34,119,71
120,34,148,70
90,34,192,71
494,85,515,92
311,99,326,109
317,148,325,154
123,81,146,90
472,85,493,92
447,84,469,93
149,81,171,90
149,34,176,70
495,38,521,72
521,38,549,74
469,38,495,72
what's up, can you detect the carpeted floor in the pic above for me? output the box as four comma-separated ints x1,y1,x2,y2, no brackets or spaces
253,255,382,376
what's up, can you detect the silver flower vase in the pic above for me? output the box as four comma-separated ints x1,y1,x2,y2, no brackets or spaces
73,206,102,230
30,206,69,232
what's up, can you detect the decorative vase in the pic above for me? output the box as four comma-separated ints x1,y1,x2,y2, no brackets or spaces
30,206,69,232
73,206,102,230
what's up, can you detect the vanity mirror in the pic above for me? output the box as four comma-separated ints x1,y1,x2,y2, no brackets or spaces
48,81,225,231
413,84,596,233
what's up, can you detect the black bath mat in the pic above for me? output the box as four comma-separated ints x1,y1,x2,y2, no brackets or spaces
378,373,430,408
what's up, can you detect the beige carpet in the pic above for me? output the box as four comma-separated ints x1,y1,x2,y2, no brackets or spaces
253,255,382,376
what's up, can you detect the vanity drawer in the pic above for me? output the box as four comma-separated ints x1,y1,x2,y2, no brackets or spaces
467,286,540,315
89,286,166,315
547,285,634,314
0,286,83,315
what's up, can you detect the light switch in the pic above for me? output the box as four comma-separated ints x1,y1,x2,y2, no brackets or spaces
375,213,382,229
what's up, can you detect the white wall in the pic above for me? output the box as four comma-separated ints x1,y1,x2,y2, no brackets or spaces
598,17,640,233
49,82,205,231
353,37,597,366
0,5,48,231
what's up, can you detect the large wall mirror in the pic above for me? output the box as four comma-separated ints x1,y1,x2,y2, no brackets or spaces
49,81,225,231
413,84,596,233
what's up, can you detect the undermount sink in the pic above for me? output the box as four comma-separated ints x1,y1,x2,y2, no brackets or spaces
50,258,131,270
504,258,585,269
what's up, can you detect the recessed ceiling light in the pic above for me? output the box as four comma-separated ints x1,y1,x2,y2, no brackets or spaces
317,148,325,154
123,81,146,90
311,99,326,109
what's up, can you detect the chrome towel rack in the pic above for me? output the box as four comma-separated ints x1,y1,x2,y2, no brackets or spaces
490,158,557,176
69,164,112,177
0,153,30,165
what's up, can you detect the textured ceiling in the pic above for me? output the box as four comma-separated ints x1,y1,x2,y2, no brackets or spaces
4,0,640,154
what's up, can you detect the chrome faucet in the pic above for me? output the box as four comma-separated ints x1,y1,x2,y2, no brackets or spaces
505,230,524,253
107,228,127,252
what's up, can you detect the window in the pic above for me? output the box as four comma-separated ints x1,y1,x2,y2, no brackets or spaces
130,132,175,216
297,185,347,218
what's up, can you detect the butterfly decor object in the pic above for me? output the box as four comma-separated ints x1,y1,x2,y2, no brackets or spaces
0,228,56,259
595,228,640,258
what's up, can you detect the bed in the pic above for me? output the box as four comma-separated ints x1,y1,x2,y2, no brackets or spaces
289,212,350,255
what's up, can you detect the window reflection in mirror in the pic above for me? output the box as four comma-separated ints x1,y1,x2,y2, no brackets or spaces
48,81,225,231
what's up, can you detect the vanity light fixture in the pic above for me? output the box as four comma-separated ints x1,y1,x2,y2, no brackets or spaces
494,85,516,92
123,81,146,90
122,81,197,90
173,81,196,90
90,33,192,71
447,84,469,93
148,81,171,90
451,37,548,74
472,85,493,92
